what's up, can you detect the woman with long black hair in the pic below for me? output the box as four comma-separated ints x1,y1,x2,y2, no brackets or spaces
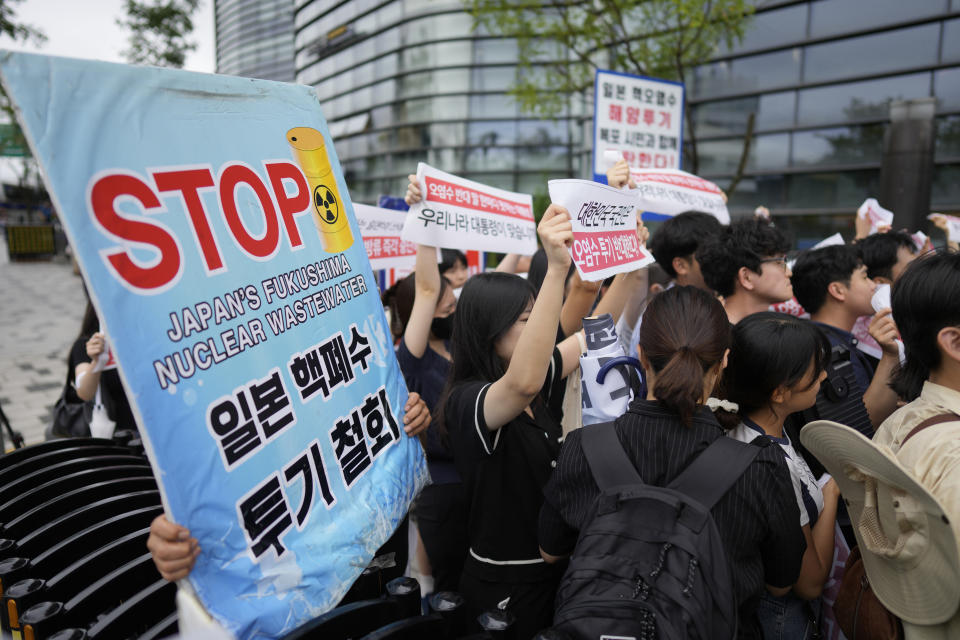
718,312,841,639
438,204,583,637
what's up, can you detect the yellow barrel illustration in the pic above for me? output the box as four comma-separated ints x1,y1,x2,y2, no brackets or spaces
286,126,354,253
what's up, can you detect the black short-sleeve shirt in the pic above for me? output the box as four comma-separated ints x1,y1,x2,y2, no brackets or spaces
445,348,564,582
539,400,804,639
69,336,136,432
395,338,457,483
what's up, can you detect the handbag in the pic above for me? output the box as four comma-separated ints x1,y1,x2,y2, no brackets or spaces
50,368,92,438
834,546,903,640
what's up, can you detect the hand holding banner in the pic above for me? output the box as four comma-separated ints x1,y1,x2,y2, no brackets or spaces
548,179,655,282
401,163,537,255
629,168,730,224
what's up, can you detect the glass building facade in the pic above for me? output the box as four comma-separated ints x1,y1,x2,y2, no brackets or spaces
293,0,960,222
216,0,296,81
294,0,582,204
689,0,960,228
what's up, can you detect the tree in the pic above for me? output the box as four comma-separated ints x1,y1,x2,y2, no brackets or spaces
465,0,755,184
0,0,46,198
117,0,200,68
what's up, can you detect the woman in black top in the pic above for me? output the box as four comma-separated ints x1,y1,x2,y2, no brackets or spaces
70,300,136,433
439,204,583,638
538,286,805,639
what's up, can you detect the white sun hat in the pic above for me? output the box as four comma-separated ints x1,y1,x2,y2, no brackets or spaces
800,420,960,625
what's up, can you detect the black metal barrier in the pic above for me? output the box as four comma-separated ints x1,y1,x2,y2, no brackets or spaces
0,435,175,640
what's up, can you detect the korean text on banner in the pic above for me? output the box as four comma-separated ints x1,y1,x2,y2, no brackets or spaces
631,168,731,225
401,162,537,255
355,202,417,272
858,198,894,234
548,178,655,282
0,51,428,639
593,69,684,181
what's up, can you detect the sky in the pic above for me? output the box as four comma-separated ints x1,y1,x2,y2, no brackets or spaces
0,0,215,73
0,0,215,184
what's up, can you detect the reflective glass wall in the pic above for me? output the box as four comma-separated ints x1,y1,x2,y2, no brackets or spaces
294,0,580,204
293,0,960,218
217,0,296,81
689,0,960,220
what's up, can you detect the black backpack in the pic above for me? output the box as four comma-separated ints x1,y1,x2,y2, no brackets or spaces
553,422,764,640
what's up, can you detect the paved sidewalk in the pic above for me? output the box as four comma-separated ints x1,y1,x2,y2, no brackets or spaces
0,237,86,447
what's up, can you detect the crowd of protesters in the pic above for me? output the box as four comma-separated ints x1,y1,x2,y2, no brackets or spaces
129,157,960,639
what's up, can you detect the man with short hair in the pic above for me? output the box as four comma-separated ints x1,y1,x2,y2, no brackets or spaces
790,244,900,433
856,231,918,285
695,218,793,324
647,212,723,291
873,250,960,638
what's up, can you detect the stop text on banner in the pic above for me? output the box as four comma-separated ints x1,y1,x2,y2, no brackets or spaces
548,178,655,282
0,51,427,639
401,162,537,255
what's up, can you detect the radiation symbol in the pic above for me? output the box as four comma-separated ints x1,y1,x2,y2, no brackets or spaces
314,185,339,225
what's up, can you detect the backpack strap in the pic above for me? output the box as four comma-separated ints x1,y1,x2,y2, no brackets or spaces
667,436,764,510
580,421,643,491
901,412,960,448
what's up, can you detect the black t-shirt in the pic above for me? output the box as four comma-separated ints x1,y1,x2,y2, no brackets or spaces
69,336,136,432
444,348,564,582
395,337,457,483
539,400,805,639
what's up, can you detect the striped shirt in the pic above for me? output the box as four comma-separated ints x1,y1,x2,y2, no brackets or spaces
539,400,804,639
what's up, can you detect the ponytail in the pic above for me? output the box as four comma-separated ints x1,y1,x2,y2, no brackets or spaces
652,348,707,426
639,286,730,426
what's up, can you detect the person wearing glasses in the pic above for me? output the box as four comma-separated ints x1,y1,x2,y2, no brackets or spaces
695,218,794,324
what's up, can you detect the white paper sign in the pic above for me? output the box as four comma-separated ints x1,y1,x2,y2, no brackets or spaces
629,168,730,225
401,163,537,255
354,203,416,272
812,233,845,250
548,179,655,282
857,198,894,234
593,70,684,180
929,213,960,242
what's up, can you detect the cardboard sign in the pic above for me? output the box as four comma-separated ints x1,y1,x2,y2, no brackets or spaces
631,168,730,225
401,162,537,255
355,203,416,272
0,51,428,639
858,198,894,234
548,179,654,281
593,69,684,181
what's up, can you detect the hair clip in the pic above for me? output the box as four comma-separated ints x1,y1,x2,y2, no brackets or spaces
706,397,739,413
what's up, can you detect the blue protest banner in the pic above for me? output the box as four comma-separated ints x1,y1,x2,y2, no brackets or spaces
0,51,429,638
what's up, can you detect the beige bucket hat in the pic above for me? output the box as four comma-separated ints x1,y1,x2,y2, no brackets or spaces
800,420,960,625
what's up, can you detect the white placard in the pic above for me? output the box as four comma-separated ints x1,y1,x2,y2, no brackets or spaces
629,168,730,225
354,203,416,272
547,179,655,282
593,70,684,180
812,233,845,250
857,198,894,234
929,213,960,243
401,163,537,255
